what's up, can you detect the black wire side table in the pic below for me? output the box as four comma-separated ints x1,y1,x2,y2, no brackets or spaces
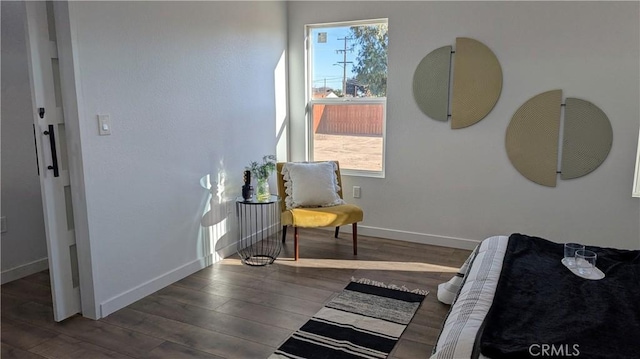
235,195,282,266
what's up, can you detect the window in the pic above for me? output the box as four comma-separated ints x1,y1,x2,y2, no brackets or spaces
306,19,388,177
633,129,640,198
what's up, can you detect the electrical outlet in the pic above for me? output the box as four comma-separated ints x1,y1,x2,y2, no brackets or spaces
1,216,7,233
353,186,361,198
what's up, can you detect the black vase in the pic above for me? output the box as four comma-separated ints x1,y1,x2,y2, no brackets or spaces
242,185,253,201
242,170,253,200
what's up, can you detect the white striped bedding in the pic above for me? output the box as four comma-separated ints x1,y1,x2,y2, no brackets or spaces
431,235,509,359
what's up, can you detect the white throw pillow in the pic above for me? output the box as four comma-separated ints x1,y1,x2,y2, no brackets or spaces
282,162,345,209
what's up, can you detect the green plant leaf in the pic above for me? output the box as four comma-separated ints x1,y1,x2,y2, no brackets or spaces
246,154,276,180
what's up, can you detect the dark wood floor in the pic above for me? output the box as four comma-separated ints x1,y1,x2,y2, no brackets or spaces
1,228,471,359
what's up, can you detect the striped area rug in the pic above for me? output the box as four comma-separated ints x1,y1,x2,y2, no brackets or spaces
270,278,428,359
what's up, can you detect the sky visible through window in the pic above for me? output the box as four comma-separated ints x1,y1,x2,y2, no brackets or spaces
310,26,361,91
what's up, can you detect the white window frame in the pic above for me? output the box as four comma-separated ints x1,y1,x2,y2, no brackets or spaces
633,128,640,198
305,19,388,178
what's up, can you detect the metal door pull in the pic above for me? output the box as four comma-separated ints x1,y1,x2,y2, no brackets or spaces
43,124,59,177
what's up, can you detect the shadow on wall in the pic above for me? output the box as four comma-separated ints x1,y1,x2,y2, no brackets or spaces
196,50,288,264
199,160,235,265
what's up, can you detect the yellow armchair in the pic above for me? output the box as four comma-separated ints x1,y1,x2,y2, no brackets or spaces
276,161,364,260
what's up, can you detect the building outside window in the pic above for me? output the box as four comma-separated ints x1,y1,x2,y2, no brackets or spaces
306,19,388,177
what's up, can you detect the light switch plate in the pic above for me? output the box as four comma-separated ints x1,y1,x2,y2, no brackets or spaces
1,216,7,233
98,114,111,135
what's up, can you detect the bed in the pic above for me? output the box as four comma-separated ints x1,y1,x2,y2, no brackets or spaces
431,233,640,359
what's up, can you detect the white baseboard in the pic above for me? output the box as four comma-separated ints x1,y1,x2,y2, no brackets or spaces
99,254,214,318
100,225,478,318
330,225,481,250
100,222,279,317
215,240,239,258
1,257,49,285
216,223,280,258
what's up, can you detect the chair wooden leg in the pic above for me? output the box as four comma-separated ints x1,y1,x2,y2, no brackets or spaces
294,227,299,261
352,223,358,255
282,225,287,243
334,226,340,238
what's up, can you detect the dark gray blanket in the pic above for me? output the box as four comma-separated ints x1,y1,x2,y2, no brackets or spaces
479,233,640,359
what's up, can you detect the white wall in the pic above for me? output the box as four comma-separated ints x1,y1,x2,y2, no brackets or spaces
288,1,640,250
1,1,49,283
65,1,287,317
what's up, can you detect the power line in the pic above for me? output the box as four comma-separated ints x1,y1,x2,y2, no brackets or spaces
313,77,343,83
335,36,354,95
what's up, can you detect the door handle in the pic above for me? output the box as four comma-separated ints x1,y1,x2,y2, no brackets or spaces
43,124,59,177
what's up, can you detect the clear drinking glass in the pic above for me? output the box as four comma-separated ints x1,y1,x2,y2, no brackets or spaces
564,243,585,268
575,249,597,276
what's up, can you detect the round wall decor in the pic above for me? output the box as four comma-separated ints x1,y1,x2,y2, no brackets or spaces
506,90,612,187
412,37,502,129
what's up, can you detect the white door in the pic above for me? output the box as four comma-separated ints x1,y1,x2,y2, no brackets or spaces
25,0,81,322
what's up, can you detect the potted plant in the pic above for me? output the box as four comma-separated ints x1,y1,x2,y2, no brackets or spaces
247,155,276,201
